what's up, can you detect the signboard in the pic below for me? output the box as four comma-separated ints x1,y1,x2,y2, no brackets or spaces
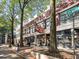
60,5,79,19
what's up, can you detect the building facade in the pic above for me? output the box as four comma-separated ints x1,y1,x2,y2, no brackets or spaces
15,0,79,49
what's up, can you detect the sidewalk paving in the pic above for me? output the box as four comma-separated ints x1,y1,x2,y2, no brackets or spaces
0,44,24,59
3,44,79,59
11,46,60,59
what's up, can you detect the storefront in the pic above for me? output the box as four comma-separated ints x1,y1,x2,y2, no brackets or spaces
57,29,79,49
36,34,50,47
24,36,35,46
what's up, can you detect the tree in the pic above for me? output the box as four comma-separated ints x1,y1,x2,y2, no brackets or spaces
3,0,18,46
0,16,12,44
18,0,31,47
1,0,19,46
0,0,12,43
8,0,16,46
49,0,57,56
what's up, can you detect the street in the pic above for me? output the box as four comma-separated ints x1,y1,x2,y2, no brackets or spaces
0,44,22,59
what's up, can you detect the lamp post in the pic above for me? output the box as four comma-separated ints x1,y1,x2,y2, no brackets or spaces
71,13,75,59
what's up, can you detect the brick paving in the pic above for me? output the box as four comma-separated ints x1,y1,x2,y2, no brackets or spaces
0,44,22,59
1,44,79,59
11,46,60,59
15,46,79,59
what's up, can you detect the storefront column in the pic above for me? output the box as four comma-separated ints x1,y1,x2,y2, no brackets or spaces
71,29,75,49
45,34,47,46
36,35,39,46
34,35,37,46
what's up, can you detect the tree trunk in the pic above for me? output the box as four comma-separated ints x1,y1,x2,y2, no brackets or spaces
49,0,57,54
9,35,12,47
20,9,24,47
11,16,14,45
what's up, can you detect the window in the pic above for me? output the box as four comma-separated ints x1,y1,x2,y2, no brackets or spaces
32,26,35,33
29,27,31,34
44,20,46,29
60,5,79,24
26,28,29,34
74,14,79,20
46,19,50,29
41,21,45,29
29,27,32,33
24,29,26,34
60,14,67,24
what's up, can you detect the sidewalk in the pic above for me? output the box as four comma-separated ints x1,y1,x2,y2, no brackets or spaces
11,46,60,59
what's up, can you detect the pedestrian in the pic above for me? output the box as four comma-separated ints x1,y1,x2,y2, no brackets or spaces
16,43,19,52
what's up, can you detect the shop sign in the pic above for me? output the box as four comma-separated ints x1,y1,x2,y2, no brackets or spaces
34,22,44,33
60,5,79,17
35,25,44,33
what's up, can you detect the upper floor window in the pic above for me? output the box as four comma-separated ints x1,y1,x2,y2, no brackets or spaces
60,5,79,24
60,14,67,24
41,21,45,29
26,27,30,34
32,26,35,33
24,29,26,34
46,18,50,29
74,13,79,20
29,27,31,33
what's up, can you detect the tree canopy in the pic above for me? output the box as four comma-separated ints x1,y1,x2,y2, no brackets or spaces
0,0,50,33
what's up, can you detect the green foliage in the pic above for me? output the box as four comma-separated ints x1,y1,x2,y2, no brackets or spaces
0,17,11,33
0,0,50,33
25,0,50,18
0,0,6,13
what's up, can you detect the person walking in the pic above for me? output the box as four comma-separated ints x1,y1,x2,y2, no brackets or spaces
16,43,19,52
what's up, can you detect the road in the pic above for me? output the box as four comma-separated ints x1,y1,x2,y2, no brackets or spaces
0,44,22,59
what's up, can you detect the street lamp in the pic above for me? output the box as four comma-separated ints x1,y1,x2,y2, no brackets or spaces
71,13,75,59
